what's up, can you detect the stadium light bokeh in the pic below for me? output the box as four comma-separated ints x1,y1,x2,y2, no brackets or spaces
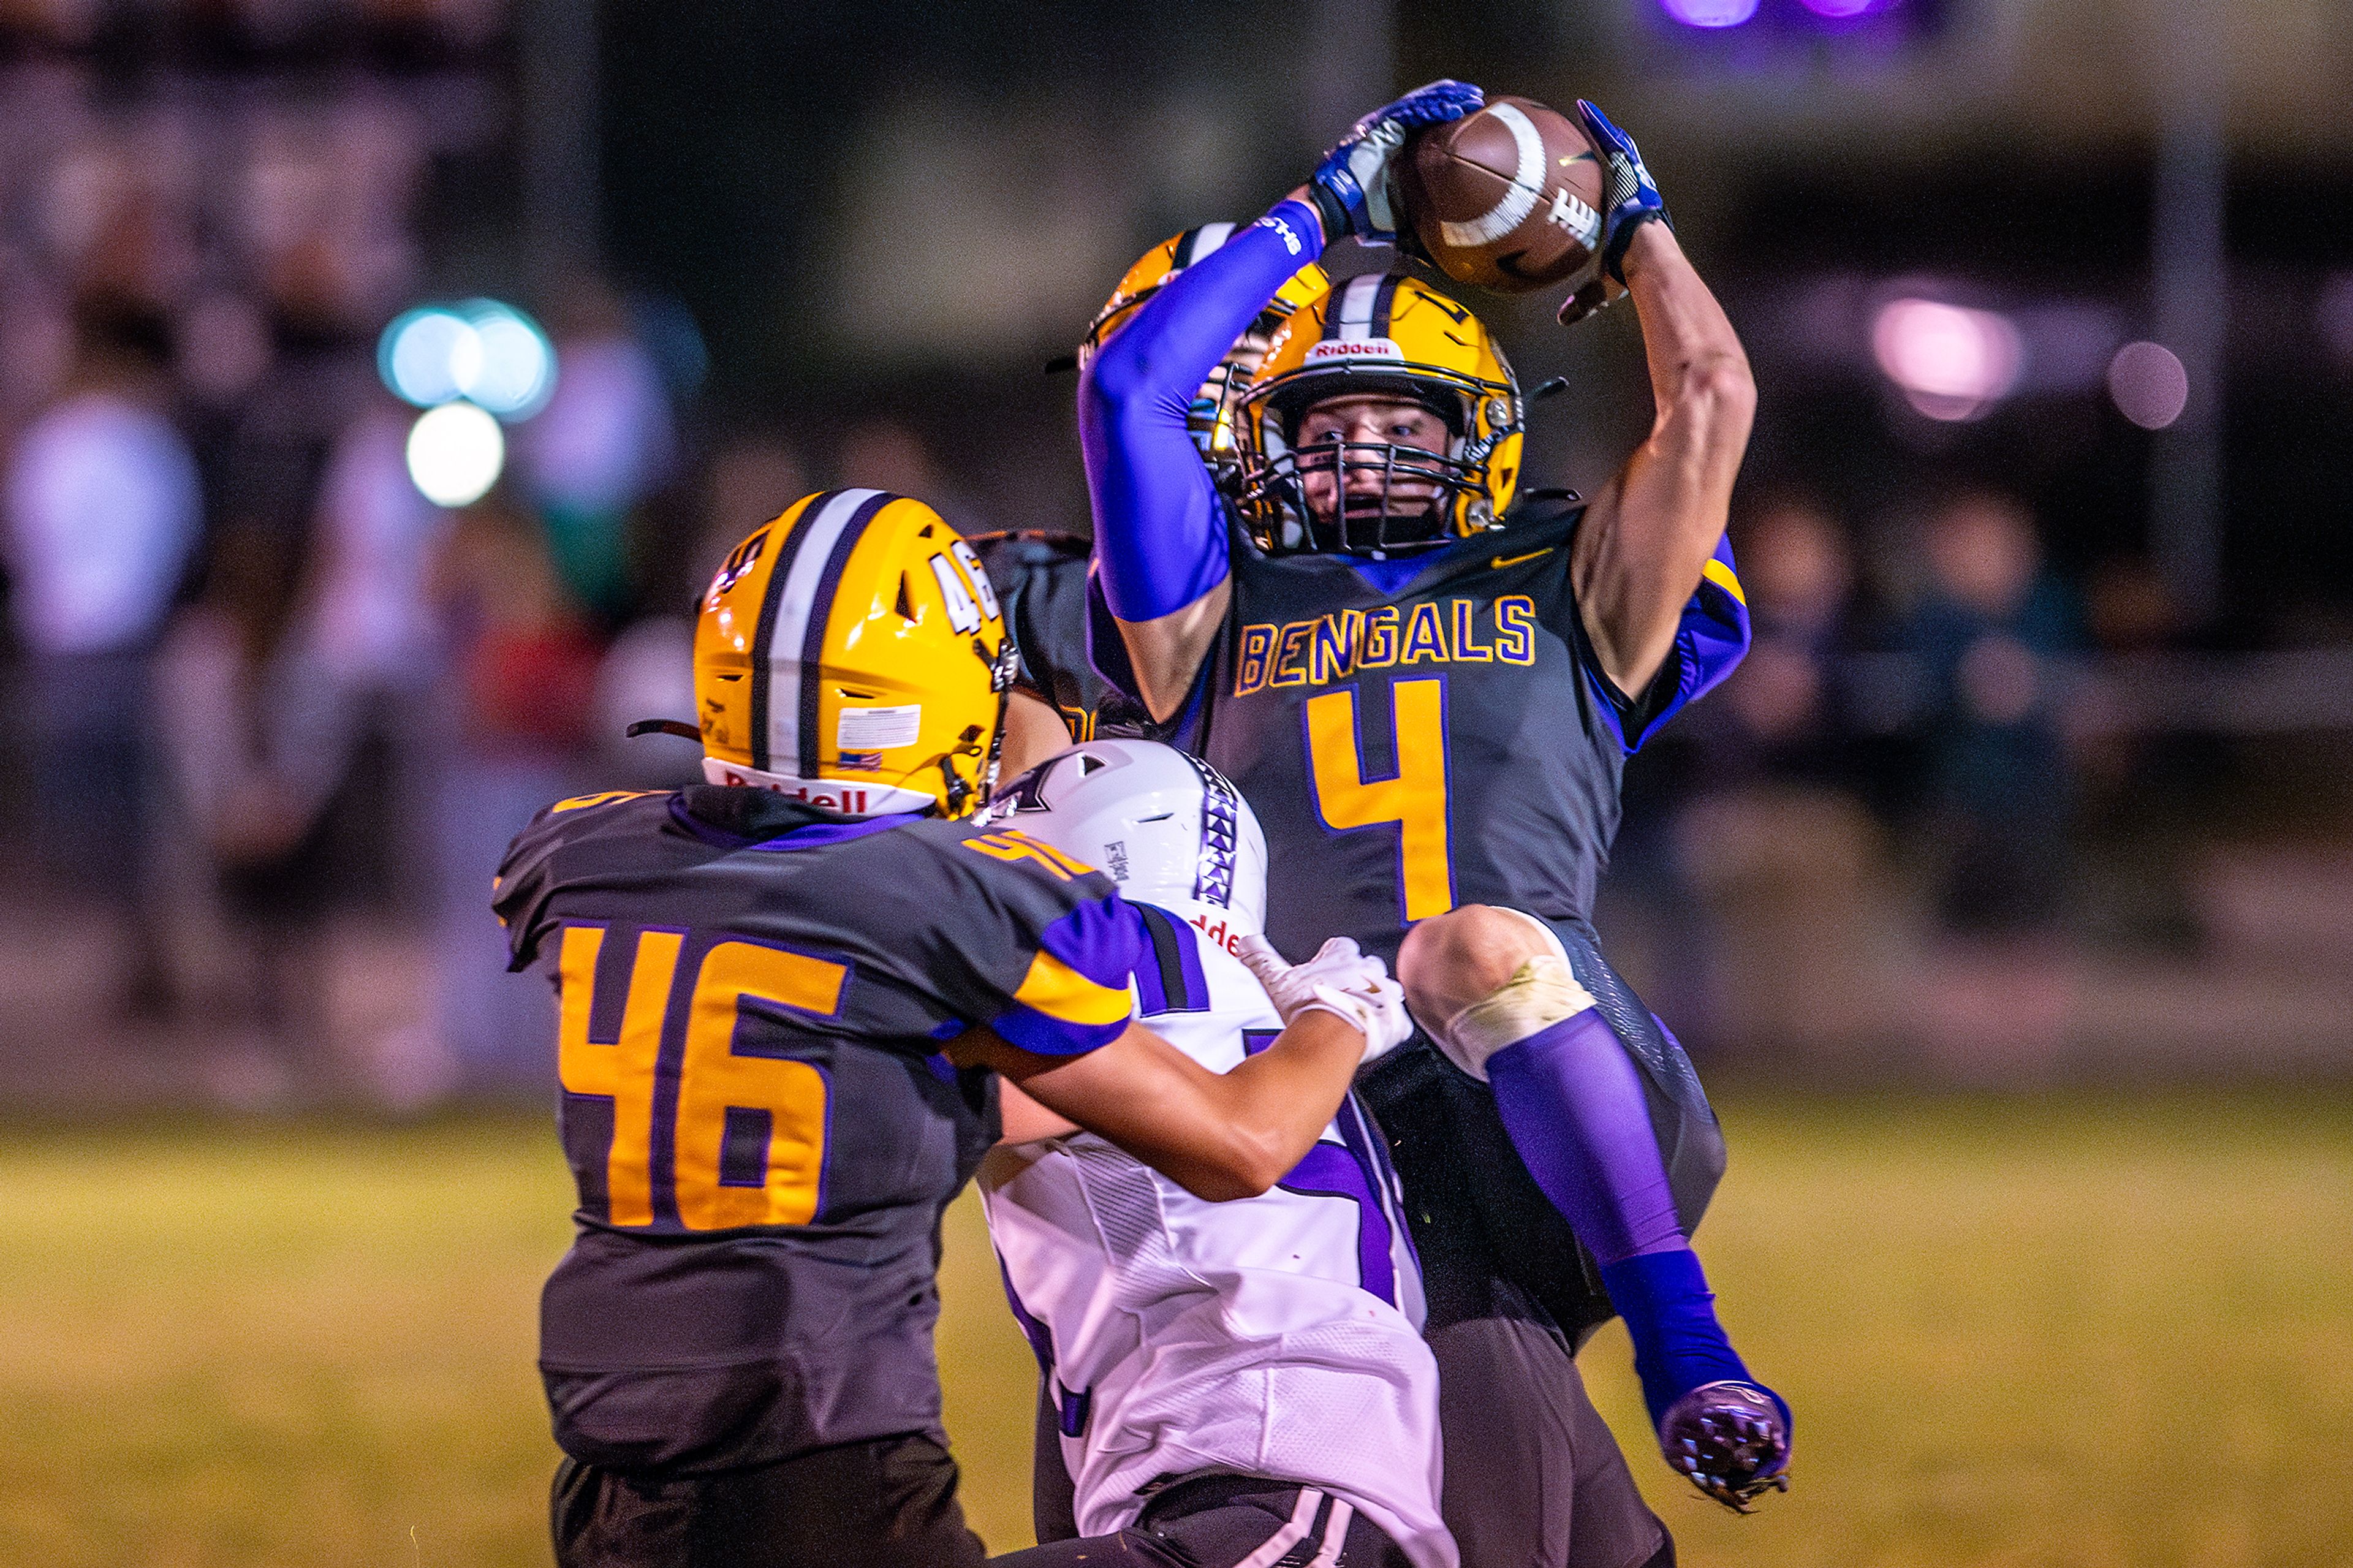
405,400,507,507
379,298,553,506
1871,297,2023,420
2107,341,2190,430
379,300,558,419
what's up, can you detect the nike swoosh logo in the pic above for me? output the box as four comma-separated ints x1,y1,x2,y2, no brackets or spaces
1491,548,1552,569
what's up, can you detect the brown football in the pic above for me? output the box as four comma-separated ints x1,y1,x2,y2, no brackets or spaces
1398,96,1605,295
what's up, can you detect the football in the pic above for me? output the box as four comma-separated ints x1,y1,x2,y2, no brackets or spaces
1398,96,1605,295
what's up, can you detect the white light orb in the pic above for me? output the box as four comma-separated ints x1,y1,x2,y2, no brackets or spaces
1871,297,2024,421
1659,0,1760,26
406,401,506,507
457,299,558,418
381,308,477,408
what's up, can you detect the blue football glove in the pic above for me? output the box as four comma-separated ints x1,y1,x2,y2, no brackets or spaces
1578,99,1671,284
1307,78,1484,245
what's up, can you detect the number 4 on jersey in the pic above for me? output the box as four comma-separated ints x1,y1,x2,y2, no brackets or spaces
1303,678,1453,921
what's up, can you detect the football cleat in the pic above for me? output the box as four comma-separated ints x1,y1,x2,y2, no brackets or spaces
1658,1381,1791,1513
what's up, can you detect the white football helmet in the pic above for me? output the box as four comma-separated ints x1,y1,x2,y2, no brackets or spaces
984,740,1267,937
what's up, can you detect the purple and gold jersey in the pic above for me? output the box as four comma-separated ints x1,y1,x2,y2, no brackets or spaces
1142,493,1748,969
494,785,1145,1475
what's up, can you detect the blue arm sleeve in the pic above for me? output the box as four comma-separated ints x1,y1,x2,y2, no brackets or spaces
1079,199,1325,624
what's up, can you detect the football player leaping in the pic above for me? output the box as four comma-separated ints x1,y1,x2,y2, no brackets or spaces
495,491,1413,1568
1077,80,1789,1559
981,740,1454,1568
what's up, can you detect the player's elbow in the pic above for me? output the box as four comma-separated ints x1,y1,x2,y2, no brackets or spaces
1172,1129,1289,1202
1675,350,1756,430
1081,332,1159,416
1082,352,1188,461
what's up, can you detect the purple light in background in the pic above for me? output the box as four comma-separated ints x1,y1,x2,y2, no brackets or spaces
2107,341,2189,430
1799,0,1891,17
1658,0,1760,28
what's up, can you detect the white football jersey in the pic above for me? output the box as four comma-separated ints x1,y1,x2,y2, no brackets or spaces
979,901,1455,1568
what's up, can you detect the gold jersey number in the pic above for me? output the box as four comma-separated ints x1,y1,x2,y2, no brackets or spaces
1303,678,1454,922
556,925,844,1230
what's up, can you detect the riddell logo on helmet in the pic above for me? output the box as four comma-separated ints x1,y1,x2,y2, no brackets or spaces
1188,911,1249,958
1305,338,1402,363
715,768,872,814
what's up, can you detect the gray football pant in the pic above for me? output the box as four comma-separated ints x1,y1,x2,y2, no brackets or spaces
1026,1307,1667,1568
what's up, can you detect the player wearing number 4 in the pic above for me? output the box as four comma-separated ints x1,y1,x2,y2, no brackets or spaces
1079,80,1789,1556
493,490,1413,1568
980,740,1452,1568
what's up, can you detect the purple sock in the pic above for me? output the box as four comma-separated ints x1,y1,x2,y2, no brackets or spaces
1598,1249,1752,1427
1486,1012,1746,1423
1485,1011,1684,1262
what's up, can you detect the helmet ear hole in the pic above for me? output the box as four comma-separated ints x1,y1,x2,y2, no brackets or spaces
895,575,916,621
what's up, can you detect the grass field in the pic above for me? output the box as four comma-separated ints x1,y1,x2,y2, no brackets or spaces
2,1092,2348,1567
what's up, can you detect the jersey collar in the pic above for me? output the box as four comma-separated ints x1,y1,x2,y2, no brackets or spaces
669,787,926,851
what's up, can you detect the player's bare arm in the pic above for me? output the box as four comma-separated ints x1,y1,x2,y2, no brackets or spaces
1572,222,1754,697
1113,579,1233,722
999,687,1075,776
953,1006,1376,1202
1563,102,1756,701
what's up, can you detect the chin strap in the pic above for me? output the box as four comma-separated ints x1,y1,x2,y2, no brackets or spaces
941,632,1023,817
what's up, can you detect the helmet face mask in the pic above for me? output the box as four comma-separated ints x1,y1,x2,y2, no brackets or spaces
1236,274,1522,556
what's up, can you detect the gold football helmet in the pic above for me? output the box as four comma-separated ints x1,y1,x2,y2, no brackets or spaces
692,490,1014,817
1235,272,1523,555
1079,224,1330,475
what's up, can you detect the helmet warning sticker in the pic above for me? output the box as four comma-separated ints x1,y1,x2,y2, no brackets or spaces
838,705,923,751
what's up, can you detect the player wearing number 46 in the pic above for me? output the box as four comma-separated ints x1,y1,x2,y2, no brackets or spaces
1079,80,1787,1556
981,740,1452,1568
493,490,1417,1568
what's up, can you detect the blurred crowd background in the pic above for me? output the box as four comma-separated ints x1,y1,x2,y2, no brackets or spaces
2,0,2349,1111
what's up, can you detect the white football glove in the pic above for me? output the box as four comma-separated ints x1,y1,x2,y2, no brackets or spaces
1235,935,1414,1062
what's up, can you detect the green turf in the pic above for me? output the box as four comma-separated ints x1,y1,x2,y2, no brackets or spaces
1,1094,2347,1567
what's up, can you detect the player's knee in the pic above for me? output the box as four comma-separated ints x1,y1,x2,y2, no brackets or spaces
1402,906,1596,1081
1400,905,1553,1024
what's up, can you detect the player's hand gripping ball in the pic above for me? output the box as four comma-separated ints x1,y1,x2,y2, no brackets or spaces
1398,96,1607,295
1237,935,1414,1063
1307,78,1485,246
1555,99,1675,325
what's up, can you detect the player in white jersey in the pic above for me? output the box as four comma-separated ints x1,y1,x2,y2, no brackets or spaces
979,740,1455,1568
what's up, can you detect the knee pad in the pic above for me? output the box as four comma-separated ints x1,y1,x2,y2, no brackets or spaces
1433,950,1599,1081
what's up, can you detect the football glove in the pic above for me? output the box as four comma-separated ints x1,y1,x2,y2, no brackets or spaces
1307,79,1484,246
1237,935,1414,1062
1658,1381,1792,1514
1557,99,1673,327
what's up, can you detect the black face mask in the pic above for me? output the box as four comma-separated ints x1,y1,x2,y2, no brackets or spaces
1244,436,1477,556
